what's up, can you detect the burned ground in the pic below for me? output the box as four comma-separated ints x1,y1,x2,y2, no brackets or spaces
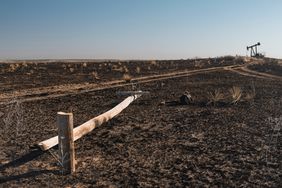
0,57,281,187
248,58,282,77
0,57,243,92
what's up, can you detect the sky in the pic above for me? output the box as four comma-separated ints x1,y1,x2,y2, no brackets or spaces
0,0,281,60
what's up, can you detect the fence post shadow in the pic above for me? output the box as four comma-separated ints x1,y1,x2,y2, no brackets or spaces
0,147,44,171
0,169,59,184
0,147,61,184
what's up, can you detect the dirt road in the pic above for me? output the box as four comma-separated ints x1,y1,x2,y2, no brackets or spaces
1,61,281,105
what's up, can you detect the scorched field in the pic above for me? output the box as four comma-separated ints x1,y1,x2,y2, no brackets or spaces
0,56,281,187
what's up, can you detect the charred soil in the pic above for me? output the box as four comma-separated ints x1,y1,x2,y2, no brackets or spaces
0,57,281,187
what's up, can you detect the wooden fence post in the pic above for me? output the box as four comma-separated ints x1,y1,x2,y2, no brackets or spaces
57,112,75,174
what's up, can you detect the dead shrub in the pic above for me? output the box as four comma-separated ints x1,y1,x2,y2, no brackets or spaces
245,84,256,101
92,71,100,79
22,62,28,67
245,92,256,101
69,68,74,73
136,66,141,73
150,60,157,66
112,65,123,72
123,66,129,73
195,61,204,68
26,69,34,75
207,89,224,105
123,74,132,82
8,63,20,72
229,86,242,104
2,100,24,136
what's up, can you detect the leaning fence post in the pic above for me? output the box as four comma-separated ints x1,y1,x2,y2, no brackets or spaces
57,112,75,174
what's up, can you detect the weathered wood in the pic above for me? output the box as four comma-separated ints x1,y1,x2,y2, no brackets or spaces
38,94,141,151
57,112,75,174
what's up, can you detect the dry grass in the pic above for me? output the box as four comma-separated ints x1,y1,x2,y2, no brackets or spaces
195,61,204,68
123,74,132,82
22,62,28,67
112,65,123,72
26,69,34,75
69,68,74,73
2,100,24,136
208,89,224,105
123,66,129,73
245,85,256,101
0,111,4,118
112,65,129,73
150,60,157,66
7,63,20,72
245,92,256,101
92,71,100,79
229,86,242,104
136,66,141,74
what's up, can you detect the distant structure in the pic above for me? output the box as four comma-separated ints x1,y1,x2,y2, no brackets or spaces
247,42,264,58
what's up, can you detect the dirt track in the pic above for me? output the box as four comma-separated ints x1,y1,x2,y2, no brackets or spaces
0,64,243,104
0,57,281,187
1,61,280,104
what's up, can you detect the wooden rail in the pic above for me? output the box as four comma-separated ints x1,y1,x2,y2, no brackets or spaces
38,94,141,151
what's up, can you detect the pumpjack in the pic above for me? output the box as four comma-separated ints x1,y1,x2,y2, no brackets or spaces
247,42,264,58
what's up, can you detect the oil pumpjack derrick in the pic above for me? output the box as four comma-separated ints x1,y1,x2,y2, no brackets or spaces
247,42,264,58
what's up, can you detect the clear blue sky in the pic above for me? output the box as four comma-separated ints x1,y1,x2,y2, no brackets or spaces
0,0,281,60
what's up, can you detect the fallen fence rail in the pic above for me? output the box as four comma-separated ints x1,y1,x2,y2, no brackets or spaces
38,94,141,151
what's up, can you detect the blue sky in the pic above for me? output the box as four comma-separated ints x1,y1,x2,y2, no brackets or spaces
0,0,281,59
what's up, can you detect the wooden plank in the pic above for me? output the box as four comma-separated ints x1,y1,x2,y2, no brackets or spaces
38,94,141,151
57,112,75,174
